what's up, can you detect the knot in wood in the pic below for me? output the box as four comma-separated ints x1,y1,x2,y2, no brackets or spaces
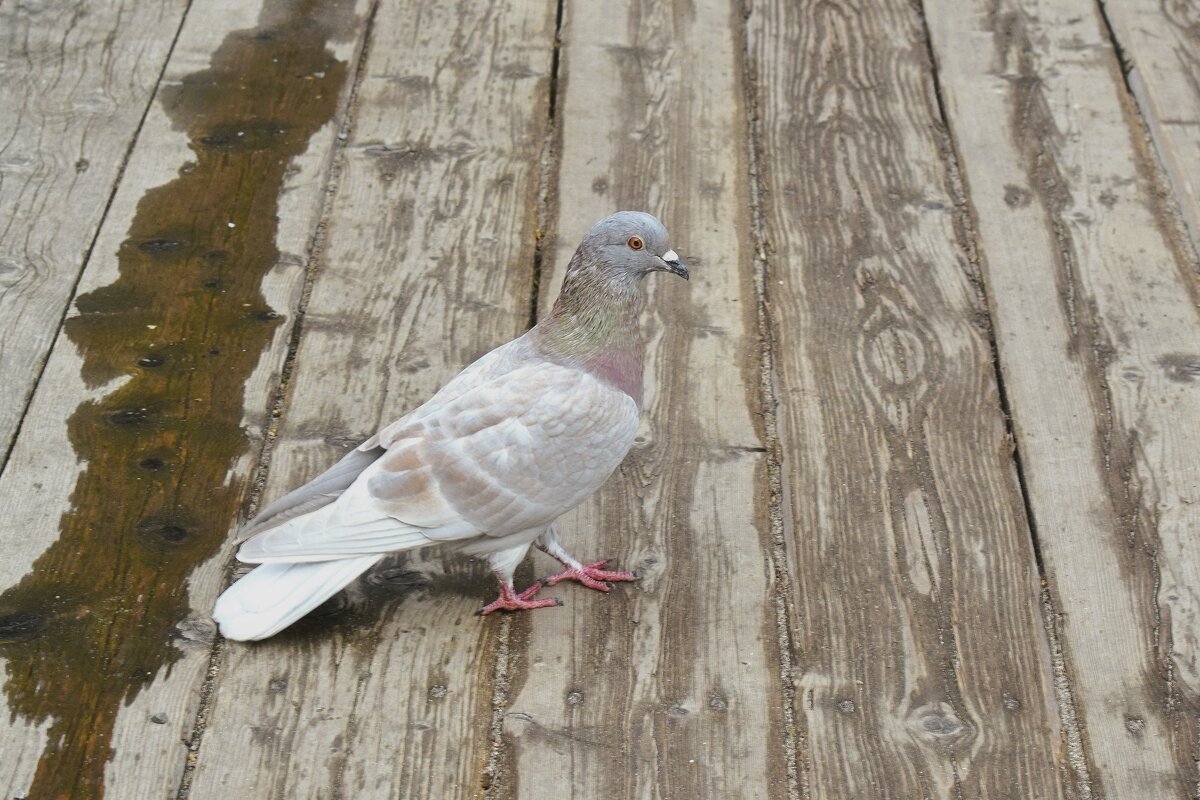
906,701,973,746
0,256,29,289
855,298,940,433
864,319,927,389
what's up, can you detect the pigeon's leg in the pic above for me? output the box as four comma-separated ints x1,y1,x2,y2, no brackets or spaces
536,525,637,593
478,542,561,615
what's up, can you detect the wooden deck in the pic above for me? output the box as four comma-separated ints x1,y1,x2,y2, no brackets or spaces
1,0,1198,797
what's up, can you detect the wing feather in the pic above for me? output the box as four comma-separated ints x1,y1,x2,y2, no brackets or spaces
239,443,384,539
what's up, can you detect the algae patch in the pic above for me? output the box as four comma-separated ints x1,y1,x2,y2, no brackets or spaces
0,1,351,796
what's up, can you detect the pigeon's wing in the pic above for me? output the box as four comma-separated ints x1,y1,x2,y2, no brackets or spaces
238,443,385,540
370,361,640,539
236,361,640,562
236,338,529,543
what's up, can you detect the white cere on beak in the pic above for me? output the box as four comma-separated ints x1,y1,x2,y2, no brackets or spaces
662,249,679,263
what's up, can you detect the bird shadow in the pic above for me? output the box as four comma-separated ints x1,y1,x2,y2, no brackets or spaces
277,550,495,642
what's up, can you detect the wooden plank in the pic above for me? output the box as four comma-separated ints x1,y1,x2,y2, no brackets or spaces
1099,0,1200,254
0,1,374,798
185,1,557,797
747,0,1071,796
502,1,785,797
926,0,1200,796
0,0,189,459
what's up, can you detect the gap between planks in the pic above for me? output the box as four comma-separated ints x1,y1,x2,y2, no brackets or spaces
483,0,567,793
0,0,197,477
736,0,805,797
911,2,1095,795
924,0,1200,792
1090,0,1200,269
1085,0,1200,529
522,0,567,336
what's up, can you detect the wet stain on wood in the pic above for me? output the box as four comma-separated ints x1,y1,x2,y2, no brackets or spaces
0,2,350,797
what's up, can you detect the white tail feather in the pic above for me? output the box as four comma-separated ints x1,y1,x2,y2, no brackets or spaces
213,555,382,641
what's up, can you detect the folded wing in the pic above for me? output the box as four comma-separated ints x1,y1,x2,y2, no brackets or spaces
236,360,639,563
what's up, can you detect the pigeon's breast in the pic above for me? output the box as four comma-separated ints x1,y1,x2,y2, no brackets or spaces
582,346,644,408
511,368,641,518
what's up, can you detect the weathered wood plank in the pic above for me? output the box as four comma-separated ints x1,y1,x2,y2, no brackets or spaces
0,0,190,460
502,1,784,797
186,1,557,797
0,1,374,798
748,0,1070,796
1100,0,1200,254
927,0,1200,796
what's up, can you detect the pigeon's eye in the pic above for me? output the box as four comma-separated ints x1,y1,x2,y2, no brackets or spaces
628,236,644,251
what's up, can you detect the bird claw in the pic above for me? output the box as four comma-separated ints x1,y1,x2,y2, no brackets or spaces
544,560,638,593
477,581,562,615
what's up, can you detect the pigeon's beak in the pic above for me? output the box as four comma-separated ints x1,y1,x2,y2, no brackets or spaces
658,249,689,280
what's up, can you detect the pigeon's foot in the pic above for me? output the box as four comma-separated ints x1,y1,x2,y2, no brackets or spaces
544,560,637,593
477,581,562,615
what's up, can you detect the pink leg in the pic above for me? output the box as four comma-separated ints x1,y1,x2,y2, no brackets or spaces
544,559,637,592
477,577,561,616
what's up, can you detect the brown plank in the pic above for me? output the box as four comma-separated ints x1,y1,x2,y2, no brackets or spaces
501,1,786,797
747,0,1071,795
1100,0,1200,254
0,0,189,459
927,0,1200,795
185,0,558,796
0,1,374,797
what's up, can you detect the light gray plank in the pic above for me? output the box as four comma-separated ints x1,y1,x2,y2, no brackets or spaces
748,0,1070,795
927,0,1200,796
0,1,374,797
1100,0,1200,255
502,0,785,797
0,0,189,459
186,0,557,797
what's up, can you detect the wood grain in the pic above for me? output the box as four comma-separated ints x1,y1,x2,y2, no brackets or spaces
185,0,557,797
0,1,373,797
748,0,1071,796
501,1,785,797
1100,0,1200,255
927,0,1200,796
0,0,189,459
6,0,1197,796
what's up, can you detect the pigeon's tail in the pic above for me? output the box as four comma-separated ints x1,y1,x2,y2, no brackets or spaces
213,555,383,641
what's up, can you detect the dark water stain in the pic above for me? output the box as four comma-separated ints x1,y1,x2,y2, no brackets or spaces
0,2,351,797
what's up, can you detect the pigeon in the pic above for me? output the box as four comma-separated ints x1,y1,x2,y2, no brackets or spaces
213,211,687,640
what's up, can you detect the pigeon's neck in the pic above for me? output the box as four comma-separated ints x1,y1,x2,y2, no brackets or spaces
533,267,646,406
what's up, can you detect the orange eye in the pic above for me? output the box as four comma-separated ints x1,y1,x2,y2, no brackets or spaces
628,236,644,251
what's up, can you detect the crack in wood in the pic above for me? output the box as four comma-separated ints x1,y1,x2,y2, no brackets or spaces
737,1,806,797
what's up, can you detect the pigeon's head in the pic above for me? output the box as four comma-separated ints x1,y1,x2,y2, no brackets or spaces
539,211,683,369
575,211,688,283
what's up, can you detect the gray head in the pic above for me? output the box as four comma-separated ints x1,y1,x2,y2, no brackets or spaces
570,211,687,283
538,212,684,377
